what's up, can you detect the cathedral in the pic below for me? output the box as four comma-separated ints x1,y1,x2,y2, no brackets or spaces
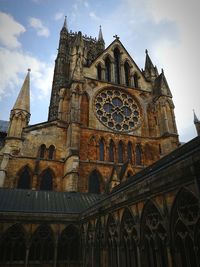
0,17,200,267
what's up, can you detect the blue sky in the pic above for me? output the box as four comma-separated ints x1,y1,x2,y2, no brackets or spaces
0,0,200,142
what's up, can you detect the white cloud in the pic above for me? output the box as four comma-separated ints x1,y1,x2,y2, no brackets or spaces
0,47,53,101
0,12,26,49
29,17,50,37
54,12,64,21
89,11,99,21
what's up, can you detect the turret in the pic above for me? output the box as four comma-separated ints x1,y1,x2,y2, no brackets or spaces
153,69,172,98
8,69,31,138
144,49,158,81
193,110,200,136
48,17,70,121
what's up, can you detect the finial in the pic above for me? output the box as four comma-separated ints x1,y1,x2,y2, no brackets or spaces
62,16,68,31
161,68,164,74
145,49,148,54
27,68,31,72
193,109,199,123
98,25,104,42
113,34,120,40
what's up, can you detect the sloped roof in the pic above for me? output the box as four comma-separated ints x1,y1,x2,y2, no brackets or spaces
0,120,9,133
0,188,105,214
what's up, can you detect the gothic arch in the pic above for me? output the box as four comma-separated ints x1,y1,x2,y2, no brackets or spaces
114,47,121,84
124,60,131,86
135,143,142,165
170,188,199,267
39,144,46,159
96,62,104,80
88,169,102,194
140,200,168,267
80,92,89,127
133,72,139,88
0,224,26,263
120,208,138,267
29,224,54,263
118,140,124,163
127,141,133,162
16,165,32,189
39,168,55,191
88,135,97,160
104,55,112,82
106,214,119,267
57,224,81,263
48,144,55,160
109,139,115,162
99,137,105,161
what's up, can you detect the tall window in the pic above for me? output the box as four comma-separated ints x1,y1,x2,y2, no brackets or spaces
97,64,102,80
134,73,139,88
105,56,111,82
48,145,55,160
88,170,101,194
99,138,105,161
114,47,121,84
80,92,89,127
58,225,81,262
109,140,115,162
0,224,26,263
118,141,124,163
124,61,130,86
39,144,46,159
17,166,31,189
29,225,54,263
40,168,53,191
136,144,142,165
127,141,132,162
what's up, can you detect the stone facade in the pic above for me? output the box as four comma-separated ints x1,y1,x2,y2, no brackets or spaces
0,18,199,267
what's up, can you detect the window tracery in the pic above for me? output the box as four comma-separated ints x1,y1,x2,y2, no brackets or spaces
95,88,141,132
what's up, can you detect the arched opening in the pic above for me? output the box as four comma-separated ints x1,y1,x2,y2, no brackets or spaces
97,63,102,80
133,73,139,88
48,145,55,160
109,139,115,162
80,92,89,127
141,201,168,267
135,144,142,165
118,140,124,163
40,168,54,191
120,208,138,267
171,189,199,267
39,144,46,159
127,141,132,162
124,61,130,86
29,224,54,263
99,138,105,161
0,224,26,264
105,56,111,82
114,47,121,84
57,225,82,263
107,214,118,267
88,170,101,194
17,166,31,189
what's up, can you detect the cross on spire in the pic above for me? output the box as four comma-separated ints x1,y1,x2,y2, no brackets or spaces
113,34,120,40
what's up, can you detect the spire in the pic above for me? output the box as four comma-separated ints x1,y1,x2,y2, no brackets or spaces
193,110,199,123
98,25,104,42
144,49,158,81
153,69,172,98
61,16,68,32
13,69,30,113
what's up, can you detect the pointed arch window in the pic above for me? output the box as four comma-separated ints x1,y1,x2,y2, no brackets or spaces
124,61,131,86
0,224,26,263
88,170,101,194
58,225,81,262
114,47,121,84
29,225,54,263
17,166,31,189
48,145,55,160
99,138,105,161
40,169,53,191
97,63,102,80
105,56,111,82
39,144,46,159
109,140,115,162
136,144,142,165
134,73,139,88
127,141,132,162
118,140,124,163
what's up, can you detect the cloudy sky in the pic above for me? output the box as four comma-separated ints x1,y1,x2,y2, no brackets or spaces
0,0,199,142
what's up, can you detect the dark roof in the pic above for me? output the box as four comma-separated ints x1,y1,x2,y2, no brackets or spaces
0,188,105,214
0,120,9,133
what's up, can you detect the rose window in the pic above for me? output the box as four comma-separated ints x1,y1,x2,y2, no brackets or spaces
94,89,141,132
